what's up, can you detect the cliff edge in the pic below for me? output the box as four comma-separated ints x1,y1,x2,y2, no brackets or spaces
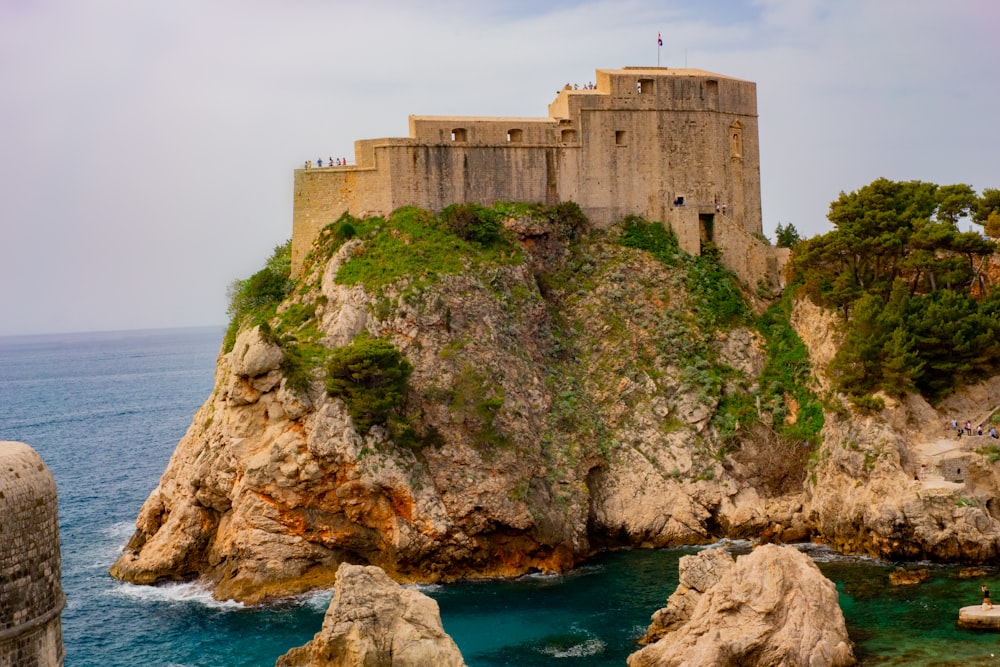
110,205,1000,603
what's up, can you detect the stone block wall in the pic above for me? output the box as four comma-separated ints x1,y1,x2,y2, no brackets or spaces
0,442,64,667
291,67,772,287
939,453,972,483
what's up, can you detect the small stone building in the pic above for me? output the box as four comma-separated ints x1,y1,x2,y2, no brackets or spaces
292,67,787,287
939,452,972,484
0,442,64,667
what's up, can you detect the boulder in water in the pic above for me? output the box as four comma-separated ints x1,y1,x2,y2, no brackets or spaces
276,563,466,667
629,544,856,667
888,568,931,586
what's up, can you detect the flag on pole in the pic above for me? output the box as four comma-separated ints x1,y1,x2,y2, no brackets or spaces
658,32,663,46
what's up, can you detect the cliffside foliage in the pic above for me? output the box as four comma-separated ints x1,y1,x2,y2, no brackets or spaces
616,217,821,490
224,204,822,492
332,206,523,294
789,178,1000,400
326,336,413,435
224,241,294,352
619,218,750,329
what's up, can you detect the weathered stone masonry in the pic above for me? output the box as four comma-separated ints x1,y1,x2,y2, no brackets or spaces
292,66,788,286
0,442,64,667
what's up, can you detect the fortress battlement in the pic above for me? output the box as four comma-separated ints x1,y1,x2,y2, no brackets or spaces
292,67,786,287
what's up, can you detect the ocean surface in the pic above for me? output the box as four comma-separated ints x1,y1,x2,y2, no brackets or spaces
2,327,1000,666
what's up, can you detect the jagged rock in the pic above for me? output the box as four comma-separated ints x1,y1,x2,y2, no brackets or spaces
959,567,990,578
639,548,735,644
629,545,856,667
889,568,931,586
275,563,466,667
230,326,284,378
109,211,1000,606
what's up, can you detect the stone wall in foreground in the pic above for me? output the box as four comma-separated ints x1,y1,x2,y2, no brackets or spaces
0,441,64,667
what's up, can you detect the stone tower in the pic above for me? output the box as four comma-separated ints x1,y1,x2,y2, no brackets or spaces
292,66,786,287
0,442,64,667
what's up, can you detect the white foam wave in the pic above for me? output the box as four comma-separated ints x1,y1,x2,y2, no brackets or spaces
103,520,137,541
410,583,444,594
540,637,606,658
695,538,753,552
295,588,334,612
792,542,892,565
110,580,245,610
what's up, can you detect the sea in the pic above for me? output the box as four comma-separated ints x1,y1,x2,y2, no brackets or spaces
2,326,1000,666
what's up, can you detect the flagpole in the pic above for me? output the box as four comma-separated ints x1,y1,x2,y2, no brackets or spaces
657,32,662,67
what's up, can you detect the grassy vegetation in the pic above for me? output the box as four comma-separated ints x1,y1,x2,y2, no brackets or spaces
223,241,294,352
616,216,823,490
754,292,825,444
334,206,524,294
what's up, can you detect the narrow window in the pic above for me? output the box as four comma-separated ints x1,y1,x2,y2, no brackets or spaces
451,128,467,142
637,78,654,95
615,130,626,146
561,129,576,143
507,129,523,143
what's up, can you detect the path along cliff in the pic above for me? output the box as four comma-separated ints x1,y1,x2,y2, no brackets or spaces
110,206,1000,603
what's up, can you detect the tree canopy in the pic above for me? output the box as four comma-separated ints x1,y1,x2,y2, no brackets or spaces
789,178,999,401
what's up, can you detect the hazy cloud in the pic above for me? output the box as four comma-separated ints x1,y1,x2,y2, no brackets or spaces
1,0,998,335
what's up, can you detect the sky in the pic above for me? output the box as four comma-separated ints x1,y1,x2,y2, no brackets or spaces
1,0,998,336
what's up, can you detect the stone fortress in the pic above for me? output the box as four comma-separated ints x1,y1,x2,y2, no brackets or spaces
0,442,64,667
292,66,788,285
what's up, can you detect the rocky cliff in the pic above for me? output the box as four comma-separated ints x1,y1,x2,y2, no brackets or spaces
110,207,1000,603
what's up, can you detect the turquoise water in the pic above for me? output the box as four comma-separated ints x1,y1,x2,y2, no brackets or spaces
2,327,1000,666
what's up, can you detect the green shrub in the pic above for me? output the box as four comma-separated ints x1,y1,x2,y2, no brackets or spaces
755,294,824,444
549,201,588,238
976,445,1000,464
687,251,750,329
223,241,294,351
325,337,413,434
440,203,503,246
619,216,682,267
849,394,886,413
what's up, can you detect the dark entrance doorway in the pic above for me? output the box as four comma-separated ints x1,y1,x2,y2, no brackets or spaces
699,213,715,242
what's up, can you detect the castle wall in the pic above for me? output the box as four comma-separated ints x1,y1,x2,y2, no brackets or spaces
290,67,776,286
0,442,64,667
382,144,560,213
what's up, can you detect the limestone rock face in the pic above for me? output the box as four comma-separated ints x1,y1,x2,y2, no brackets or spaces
111,228,793,602
276,563,466,667
628,545,856,667
108,212,1000,605
791,299,1000,565
804,400,1000,564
